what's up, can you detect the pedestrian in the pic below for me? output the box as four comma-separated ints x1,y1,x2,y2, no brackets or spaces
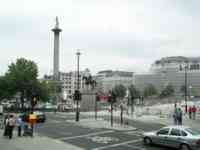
3,114,9,137
188,106,192,119
7,114,15,139
16,115,23,137
192,105,197,120
173,105,178,125
177,108,183,125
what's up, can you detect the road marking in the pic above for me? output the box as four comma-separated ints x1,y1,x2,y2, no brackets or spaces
59,130,114,140
92,139,142,150
125,144,147,150
124,130,144,137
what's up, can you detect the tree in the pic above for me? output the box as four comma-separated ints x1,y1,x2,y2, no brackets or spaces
0,76,15,101
160,84,174,98
5,58,38,108
143,84,157,97
112,84,126,100
128,84,140,114
35,81,51,102
180,85,186,95
128,84,140,99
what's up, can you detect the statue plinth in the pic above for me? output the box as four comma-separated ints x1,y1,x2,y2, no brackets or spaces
80,88,96,112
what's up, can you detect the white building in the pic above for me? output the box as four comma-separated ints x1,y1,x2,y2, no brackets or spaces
135,56,200,96
96,70,134,93
59,68,91,99
43,69,91,101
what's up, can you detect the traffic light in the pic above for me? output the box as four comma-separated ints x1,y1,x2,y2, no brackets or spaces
74,90,82,101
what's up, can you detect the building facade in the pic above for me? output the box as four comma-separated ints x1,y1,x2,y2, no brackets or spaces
135,56,200,96
43,69,91,101
59,68,91,100
96,70,134,93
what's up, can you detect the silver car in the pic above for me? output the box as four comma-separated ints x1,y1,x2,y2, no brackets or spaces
143,126,200,150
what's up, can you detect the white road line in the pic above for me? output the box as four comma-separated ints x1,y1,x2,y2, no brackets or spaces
92,139,142,150
59,130,114,140
125,144,147,150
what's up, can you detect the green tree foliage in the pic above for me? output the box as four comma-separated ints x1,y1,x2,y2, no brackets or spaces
2,58,51,107
112,84,126,99
36,81,51,102
43,80,61,103
5,58,38,91
143,84,157,97
128,84,140,99
160,84,174,98
180,85,186,94
0,76,15,100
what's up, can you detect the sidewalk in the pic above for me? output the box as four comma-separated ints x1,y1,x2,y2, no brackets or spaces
0,130,83,150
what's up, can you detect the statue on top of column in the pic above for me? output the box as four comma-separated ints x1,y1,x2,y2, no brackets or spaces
55,16,59,28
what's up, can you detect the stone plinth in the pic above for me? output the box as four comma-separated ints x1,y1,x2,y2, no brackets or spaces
80,89,96,112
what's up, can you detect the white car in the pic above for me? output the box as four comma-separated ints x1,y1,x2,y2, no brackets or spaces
143,125,200,150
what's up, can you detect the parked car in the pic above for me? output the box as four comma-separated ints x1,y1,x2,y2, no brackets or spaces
143,125,200,150
20,111,46,123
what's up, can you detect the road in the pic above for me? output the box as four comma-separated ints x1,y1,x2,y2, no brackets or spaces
35,112,176,150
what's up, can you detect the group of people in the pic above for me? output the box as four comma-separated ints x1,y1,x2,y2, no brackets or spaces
188,105,197,120
3,114,24,139
173,103,199,126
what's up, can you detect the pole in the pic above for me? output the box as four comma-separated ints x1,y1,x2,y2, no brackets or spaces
30,96,35,137
185,65,188,113
111,101,113,127
131,97,134,116
76,50,80,122
95,98,97,120
120,104,123,125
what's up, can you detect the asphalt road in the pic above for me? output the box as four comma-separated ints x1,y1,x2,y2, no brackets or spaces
35,113,176,150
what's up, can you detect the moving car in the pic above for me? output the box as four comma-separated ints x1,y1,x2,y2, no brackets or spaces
33,111,46,123
20,111,46,123
143,126,200,150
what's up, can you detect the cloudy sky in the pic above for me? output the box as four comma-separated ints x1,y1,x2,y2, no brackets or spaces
0,0,199,77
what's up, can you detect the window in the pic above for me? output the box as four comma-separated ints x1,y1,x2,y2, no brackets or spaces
181,131,187,136
185,128,200,135
170,129,181,136
157,128,169,135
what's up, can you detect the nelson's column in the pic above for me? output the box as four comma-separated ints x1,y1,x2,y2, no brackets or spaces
52,17,62,80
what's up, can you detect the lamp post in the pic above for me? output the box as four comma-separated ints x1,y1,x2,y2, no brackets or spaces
189,85,192,101
184,64,188,113
75,50,81,122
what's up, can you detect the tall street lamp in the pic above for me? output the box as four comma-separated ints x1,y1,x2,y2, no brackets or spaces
184,64,188,113
189,85,192,100
75,49,81,122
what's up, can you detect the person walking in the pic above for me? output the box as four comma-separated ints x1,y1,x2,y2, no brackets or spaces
7,114,15,139
173,104,178,125
177,108,183,125
3,114,9,137
188,106,192,119
192,105,197,120
16,115,23,137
